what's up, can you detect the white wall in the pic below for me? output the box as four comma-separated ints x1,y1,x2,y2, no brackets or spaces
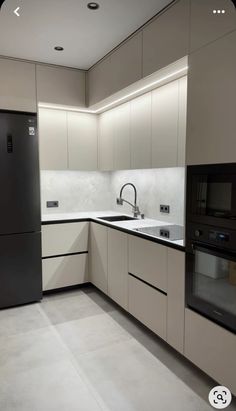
110,168,185,225
40,170,111,214
41,167,185,225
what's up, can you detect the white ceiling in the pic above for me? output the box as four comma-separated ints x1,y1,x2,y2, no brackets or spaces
0,0,173,70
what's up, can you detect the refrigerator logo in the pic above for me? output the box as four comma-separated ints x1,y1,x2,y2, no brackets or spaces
28,127,35,136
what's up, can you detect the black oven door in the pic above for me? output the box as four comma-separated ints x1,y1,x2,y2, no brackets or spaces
186,243,236,333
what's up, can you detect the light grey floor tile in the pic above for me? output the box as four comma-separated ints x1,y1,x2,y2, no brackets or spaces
0,303,49,338
76,338,214,411
56,312,132,356
0,327,68,373
0,359,103,411
41,290,105,325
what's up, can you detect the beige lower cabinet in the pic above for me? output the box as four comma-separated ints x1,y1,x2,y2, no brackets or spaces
128,235,167,292
41,222,89,291
42,254,88,291
89,223,108,293
108,229,128,309
185,308,236,395
167,249,185,354
128,274,167,340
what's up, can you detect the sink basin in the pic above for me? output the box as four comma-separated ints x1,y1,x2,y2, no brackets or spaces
98,215,137,222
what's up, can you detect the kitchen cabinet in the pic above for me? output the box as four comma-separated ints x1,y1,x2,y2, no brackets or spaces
110,33,142,95
128,274,167,340
0,58,36,112
177,76,187,166
128,235,167,292
108,229,128,309
151,80,179,168
88,56,112,106
185,308,236,395
68,112,98,170
130,93,152,169
89,223,108,293
42,222,89,257
98,109,115,171
167,249,185,354
186,31,236,165
113,102,131,170
38,108,68,170
42,254,88,291
42,222,89,291
142,0,189,77
36,64,85,107
190,0,236,53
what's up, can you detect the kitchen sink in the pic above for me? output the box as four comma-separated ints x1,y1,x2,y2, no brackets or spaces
98,215,137,222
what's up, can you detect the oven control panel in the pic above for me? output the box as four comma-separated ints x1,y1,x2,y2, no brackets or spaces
209,231,230,243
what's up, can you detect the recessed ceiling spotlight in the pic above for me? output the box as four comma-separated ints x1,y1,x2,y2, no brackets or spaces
54,46,64,51
87,2,100,10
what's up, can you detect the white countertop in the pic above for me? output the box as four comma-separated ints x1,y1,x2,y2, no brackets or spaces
42,210,185,248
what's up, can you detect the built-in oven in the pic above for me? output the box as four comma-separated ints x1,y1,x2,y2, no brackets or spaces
187,163,236,230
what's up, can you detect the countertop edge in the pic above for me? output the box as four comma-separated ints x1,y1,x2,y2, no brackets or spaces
41,217,185,252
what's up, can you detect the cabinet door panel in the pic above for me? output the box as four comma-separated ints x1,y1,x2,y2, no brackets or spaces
39,108,68,170
128,235,167,292
110,33,142,95
98,110,115,171
114,102,131,170
143,0,189,77
130,93,152,169
88,57,111,106
128,275,167,340
0,58,36,112
186,31,236,165
190,0,236,53
177,76,187,166
42,254,88,291
89,223,108,293
68,112,98,170
42,222,89,257
151,80,179,168
108,229,128,309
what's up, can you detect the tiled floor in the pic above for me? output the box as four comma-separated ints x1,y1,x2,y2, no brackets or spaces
0,286,235,411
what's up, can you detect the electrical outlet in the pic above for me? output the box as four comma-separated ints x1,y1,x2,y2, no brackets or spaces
160,204,170,214
47,201,59,208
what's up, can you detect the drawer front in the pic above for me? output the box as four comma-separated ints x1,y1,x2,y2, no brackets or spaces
128,235,167,292
42,222,89,257
128,275,167,340
185,308,236,395
42,254,88,291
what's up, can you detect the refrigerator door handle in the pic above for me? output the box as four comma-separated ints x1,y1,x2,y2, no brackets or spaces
7,135,13,153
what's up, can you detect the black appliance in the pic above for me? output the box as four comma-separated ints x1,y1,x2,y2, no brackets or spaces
0,110,42,309
186,164,236,333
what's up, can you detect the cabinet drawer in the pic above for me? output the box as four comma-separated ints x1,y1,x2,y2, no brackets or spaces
128,275,167,340
42,222,89,257
42,254,88,291
185,308,236,395
128,235,167,292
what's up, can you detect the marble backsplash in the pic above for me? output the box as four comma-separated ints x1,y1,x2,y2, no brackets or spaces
41,167,185,225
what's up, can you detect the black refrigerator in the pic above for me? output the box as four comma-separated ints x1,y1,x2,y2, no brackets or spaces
0,110,42,308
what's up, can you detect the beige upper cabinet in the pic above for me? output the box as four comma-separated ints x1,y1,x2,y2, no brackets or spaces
113,102,131,170
110,33,142,95
190,0,236,53
142,0,189,77
98,109,115,171
36,64,85,107
68,112,98,170
151,80,179,168
186,31,236,165
177,76,187,166
88,56,111,106
130,93,152,169
38,108,68,170
0,58,36,112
